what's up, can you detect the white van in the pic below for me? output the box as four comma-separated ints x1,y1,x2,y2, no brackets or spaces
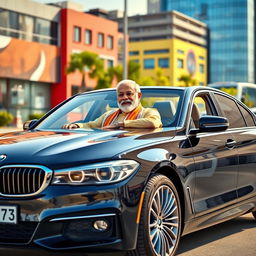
208,82,256,113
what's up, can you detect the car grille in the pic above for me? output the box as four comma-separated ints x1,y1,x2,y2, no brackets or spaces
0,165,52,196
0,222,38,244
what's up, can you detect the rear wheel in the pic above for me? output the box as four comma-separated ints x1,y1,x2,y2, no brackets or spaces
127,174,182,256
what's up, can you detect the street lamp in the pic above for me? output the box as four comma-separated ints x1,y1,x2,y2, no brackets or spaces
123,0,128,80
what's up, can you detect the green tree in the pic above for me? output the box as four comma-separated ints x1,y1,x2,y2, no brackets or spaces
154,67,170,86
108,65,123,82
178,73,197,87
105,60,141,85
139,76,155,86
66,51,103,92
128,60,140,81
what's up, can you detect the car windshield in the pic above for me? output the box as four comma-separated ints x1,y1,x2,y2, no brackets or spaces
36,88,184,129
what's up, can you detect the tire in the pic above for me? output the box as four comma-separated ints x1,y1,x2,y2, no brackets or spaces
127,174,182,256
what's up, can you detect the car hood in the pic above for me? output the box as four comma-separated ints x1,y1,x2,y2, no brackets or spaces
0,128,174,169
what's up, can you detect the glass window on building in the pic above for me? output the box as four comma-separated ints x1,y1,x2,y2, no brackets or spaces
34,18,58,45
8,80,50,123
31,82,50,113
0,9,19,37
144,58,155,69
98,33,104,48
73,26,81,42
9,80,30,122
158,58,169,68
0,79,7,110
107,59,114,68
107,35,113,49
199,64,204,73
85,29,92,44
0,9,9,36
0,9,57,45
131,59,139,63
19,14,34,41
177,59,184,68
129,51,139,56
144,49,169,54
9,11,19,38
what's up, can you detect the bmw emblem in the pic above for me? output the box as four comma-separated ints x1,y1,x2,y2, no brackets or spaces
0,154,7,161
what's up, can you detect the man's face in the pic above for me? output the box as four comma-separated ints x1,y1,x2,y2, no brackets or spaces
117,84,142,113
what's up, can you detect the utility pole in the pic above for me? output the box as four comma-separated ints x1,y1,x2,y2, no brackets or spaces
123,0,128,79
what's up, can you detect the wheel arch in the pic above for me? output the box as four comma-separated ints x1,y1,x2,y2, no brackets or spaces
154,165,185,229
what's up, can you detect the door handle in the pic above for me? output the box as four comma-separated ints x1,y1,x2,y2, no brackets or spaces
225,139,236,149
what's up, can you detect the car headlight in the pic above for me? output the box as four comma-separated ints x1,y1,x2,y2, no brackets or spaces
51,160,140,185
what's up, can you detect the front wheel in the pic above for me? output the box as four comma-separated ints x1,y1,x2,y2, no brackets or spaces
128,174,182,256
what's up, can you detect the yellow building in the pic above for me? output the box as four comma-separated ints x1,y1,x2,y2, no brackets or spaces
129,38,207,86
117,11,208,86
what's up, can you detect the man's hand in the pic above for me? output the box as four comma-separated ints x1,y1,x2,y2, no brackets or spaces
62,123,81,129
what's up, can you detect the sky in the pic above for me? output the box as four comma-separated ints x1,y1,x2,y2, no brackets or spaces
33,0,147,16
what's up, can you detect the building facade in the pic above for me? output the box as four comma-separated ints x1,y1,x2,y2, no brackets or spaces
148,0,255,83
116,11,207,86
0,0,120,125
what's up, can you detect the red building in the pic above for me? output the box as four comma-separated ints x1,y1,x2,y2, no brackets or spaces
52,8,119,107
0,0,121,125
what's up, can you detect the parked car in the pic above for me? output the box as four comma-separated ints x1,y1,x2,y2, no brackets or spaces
208,82,256,114
0,86,255,256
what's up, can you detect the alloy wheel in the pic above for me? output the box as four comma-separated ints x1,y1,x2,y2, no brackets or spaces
148,185,180,256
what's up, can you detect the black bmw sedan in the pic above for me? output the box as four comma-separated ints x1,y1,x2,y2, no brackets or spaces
0,86,255,256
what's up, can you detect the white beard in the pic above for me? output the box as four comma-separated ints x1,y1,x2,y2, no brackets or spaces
118,99,139,113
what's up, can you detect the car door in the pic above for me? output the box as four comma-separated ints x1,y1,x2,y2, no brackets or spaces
213,93,256,204
188,92,239,216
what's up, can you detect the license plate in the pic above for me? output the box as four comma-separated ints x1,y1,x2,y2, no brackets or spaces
0,205,18,224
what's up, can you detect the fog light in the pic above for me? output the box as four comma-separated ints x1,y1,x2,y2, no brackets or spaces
93,220,109,231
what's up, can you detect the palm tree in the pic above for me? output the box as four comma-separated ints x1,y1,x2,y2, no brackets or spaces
66,51,103,92
178,74,197,87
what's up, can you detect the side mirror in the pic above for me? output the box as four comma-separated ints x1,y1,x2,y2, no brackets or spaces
23,119,38,131
199,115,229,132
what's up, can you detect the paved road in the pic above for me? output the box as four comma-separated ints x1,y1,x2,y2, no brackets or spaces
87,213,256,256
0,214,255,256
176,213,256,256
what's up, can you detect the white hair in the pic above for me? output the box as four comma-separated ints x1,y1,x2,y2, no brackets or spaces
116,79,141,92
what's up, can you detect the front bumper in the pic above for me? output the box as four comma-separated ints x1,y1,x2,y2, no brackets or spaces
0,178,144,252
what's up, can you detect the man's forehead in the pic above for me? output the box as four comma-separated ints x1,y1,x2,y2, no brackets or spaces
117,84,135,92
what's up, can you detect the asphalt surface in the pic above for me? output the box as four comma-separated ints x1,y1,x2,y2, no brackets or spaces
87,213,256,256
0,213,255,256
176,213,256,256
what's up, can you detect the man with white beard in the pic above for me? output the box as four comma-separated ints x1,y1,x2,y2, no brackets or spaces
63,80,162,129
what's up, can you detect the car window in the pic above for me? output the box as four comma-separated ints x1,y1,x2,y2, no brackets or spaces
241,87,256,108
36,89,184,129
214,93,246,128
237,103,255,127
190,94,214,129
